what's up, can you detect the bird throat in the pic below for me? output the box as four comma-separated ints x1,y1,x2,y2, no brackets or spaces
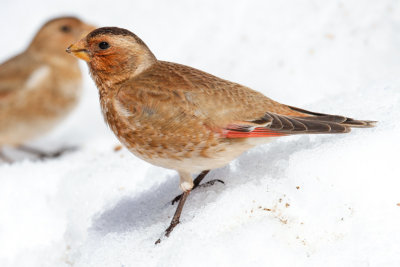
88,67,124,99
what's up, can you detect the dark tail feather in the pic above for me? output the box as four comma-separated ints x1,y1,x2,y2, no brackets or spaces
247,107,377,136
288,105,377,129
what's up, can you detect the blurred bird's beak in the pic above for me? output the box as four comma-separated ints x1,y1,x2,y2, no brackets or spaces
66,39,90,62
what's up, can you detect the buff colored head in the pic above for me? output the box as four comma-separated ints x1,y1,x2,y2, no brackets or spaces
66,27,156,78
29,16,95,58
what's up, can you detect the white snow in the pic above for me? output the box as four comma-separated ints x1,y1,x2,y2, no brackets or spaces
1,0,400,266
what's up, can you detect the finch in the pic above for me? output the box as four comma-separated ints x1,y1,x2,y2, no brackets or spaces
0,16,94,161
67,27,375,242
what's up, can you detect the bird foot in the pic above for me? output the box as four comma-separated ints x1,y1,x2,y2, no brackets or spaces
17,145,77,160
171,179,224,205
39,147,76,159
155,218,180,245
156,191,191,245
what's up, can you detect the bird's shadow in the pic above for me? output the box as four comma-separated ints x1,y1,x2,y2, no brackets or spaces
90,135,337,236
90,173,178,235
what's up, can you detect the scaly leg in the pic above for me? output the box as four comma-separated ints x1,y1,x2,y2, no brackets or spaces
155,190,190,244
156,171,195,244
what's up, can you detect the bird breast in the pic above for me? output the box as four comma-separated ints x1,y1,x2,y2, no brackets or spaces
98,94,261,173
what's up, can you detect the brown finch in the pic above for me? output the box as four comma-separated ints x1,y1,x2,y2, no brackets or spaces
67,27,375,243
0,16,94,161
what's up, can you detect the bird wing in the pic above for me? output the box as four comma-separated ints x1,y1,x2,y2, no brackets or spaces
0,52,41,98
119,61,375,139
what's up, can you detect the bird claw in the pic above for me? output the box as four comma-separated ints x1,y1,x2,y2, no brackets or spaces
171,179,225,205
155,221,179,245
38,146,77,159
18,145,78,160
156,191,191,245
158,178,225,244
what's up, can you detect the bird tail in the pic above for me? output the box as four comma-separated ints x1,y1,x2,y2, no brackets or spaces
223,106,376,138
287,105,377,131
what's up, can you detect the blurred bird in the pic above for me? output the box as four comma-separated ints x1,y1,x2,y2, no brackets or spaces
67,27,376,243
0,16,94,161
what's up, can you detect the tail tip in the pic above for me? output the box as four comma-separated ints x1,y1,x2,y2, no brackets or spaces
364,120,378,127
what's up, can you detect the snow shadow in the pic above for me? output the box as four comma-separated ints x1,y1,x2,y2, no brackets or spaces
90,135,335,236
90,174,179,235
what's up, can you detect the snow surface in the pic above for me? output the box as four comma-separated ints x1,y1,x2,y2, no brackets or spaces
1,0,400,266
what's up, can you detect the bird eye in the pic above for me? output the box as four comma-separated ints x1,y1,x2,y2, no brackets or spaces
60,25,71,33
98,42,110,50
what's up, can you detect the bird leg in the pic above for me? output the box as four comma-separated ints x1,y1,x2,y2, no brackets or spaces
157,171,224,243
17,145,77,159
171,170,224,205
155,190,190,244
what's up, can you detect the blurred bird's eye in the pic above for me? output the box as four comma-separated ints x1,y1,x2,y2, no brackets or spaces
60,25,71,33
98,42,110,50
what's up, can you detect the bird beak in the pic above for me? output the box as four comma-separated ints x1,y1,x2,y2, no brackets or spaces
66,39,90,62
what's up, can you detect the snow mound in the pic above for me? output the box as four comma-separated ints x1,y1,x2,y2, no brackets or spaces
1,0,400,266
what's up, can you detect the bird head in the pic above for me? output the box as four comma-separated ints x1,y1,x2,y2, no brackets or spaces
66,27,156,84
28,16,95,59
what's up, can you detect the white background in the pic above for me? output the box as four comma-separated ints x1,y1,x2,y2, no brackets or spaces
0,0,399,266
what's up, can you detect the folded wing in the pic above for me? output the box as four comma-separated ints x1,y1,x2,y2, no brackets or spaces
223,106,376,138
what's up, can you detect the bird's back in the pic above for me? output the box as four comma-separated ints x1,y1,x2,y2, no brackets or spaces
0,52,40,98
125,61,375,139
128,61,306,128
0,51,82,146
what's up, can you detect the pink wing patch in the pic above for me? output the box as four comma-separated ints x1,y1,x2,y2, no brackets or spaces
222,125,286,138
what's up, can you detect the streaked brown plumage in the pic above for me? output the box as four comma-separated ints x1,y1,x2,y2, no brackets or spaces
67,27,376,242
0,17,94,151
